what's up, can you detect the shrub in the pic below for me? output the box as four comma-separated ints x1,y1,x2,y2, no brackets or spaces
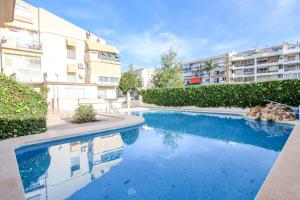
72,104,96,123
0,74,48,139
142,79,300,108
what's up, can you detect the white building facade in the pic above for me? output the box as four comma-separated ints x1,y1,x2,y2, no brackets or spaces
0,0,122,110
183,42,300,86
133,68,154,89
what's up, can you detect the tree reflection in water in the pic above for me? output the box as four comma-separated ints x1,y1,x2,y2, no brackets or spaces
156,128,183,152
120,128,139,145
17,148,51,190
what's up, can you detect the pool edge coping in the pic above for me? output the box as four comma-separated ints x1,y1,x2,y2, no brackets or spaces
0,114,144,200
255,120,300,200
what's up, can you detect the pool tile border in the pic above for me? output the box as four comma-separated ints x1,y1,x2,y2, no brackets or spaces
0,114,144,200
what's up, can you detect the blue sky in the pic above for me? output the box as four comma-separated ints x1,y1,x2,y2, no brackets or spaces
26,0,300,70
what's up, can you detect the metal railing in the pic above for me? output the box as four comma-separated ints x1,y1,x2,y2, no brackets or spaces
16,38,42,51
78,99,120,115
106,103,119,114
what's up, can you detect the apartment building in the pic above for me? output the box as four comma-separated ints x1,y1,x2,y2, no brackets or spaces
0,0,121,110
133,68,154,89
182,54,229,86
230,43,300,83
183,42,300,86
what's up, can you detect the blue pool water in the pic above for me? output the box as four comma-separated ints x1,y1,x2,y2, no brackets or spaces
16,111,293,200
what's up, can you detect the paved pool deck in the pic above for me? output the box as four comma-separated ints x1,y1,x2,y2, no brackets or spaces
255,120,300,200
0,110,144,200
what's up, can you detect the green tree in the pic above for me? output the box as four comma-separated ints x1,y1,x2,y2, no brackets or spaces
152,48,183,88
119,65,142,107
203,60,219,84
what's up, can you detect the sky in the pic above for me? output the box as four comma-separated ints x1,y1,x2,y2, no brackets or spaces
26,0,300,71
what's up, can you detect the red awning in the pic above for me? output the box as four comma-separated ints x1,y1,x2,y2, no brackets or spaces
189,77,201,84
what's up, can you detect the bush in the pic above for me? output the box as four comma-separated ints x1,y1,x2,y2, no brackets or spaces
0,74,48,139
72,104,96,123
142,79,300,108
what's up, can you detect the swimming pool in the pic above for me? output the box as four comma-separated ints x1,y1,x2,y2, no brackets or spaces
15,111,293,200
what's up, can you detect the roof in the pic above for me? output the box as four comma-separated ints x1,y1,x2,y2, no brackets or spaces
183,53,228,65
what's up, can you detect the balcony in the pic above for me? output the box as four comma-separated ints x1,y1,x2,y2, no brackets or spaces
98,53,120,63
284,46,300,54
284,65,300,72
284,59,300,65
256,59,283,67
2,37,42,51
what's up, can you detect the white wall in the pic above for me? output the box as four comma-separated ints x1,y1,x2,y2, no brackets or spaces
38,7,107,83
47,84,98,110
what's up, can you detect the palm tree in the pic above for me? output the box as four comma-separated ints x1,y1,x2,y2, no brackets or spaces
203,60,219,84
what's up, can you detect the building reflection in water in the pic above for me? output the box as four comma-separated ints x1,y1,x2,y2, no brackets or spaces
17,127,139,200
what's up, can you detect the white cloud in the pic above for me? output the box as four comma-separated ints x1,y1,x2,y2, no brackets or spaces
116,24,208,67
214,40,246,51
95,28,115,37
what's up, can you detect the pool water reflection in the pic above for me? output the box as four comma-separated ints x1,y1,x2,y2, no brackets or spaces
16,111,293,200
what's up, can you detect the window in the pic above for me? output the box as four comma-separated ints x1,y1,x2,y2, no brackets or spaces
244,77,255,82
3,54,41,81
286,55,296,61
98,52,120,62
244,59,254,66
234,77,244,82
257,68,268,74
235,69,243,75
244,68,254,75
284,65,298,71
98,76,120,83
268,66,279,73
67,47,76,59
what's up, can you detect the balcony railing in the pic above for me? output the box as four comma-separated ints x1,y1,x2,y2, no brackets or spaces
16,38,42,51
98,53,120,62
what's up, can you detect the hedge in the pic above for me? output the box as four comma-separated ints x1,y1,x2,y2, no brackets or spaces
141,79,300,108
0,74,48,139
